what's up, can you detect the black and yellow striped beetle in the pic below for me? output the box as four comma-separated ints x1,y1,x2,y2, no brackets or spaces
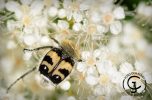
7,37,82,93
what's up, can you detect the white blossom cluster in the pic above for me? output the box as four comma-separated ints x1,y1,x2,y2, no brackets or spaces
3,0,126,47
0,0,152,100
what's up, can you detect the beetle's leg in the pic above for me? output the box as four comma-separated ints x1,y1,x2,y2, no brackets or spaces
6,67,37,93
24,46,54,52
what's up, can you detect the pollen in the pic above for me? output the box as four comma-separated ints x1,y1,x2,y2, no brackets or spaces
22,15,31,26
88,24,97,34
99,74,110,85
102,13,114,25
61,29,70,35
87,57,95,66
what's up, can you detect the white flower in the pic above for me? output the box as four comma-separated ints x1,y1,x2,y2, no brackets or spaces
5,0,45,28
60,81,71,91
101,6,125,35
62,0,84,23
5,0,48,48
95,59,123,86
48,6,58,17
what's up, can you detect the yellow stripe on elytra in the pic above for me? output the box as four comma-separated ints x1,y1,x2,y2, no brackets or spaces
52,60,73,80
57,60,73,72
47,51,60,67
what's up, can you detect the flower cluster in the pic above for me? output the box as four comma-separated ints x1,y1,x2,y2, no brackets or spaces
3,0,126,47
0,0,152,100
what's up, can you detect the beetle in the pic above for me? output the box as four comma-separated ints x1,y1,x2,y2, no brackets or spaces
7,37,82,93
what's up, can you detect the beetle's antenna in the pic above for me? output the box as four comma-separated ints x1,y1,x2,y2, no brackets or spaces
6,67,37,93
50,37,61,46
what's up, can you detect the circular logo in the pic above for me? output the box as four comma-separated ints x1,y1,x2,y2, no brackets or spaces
123,72,146,96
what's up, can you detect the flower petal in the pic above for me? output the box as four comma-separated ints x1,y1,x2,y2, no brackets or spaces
91,12,101,23
5,1,20,12
76,62,87,72
113,7,125,19
110,21,122,35
30,0,44,16
97,25,108,34
23,34,37,46
58,9,66,18
48,6,58,17
73,23,82,31
85,75,99,86
57,20,69,29
73,12,83,23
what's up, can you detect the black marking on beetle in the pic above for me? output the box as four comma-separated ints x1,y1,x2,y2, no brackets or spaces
43,55,53,65
39,64,49,75
59,68,70,77
64,57,75,66
52,48,62,57
50,74,62,84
